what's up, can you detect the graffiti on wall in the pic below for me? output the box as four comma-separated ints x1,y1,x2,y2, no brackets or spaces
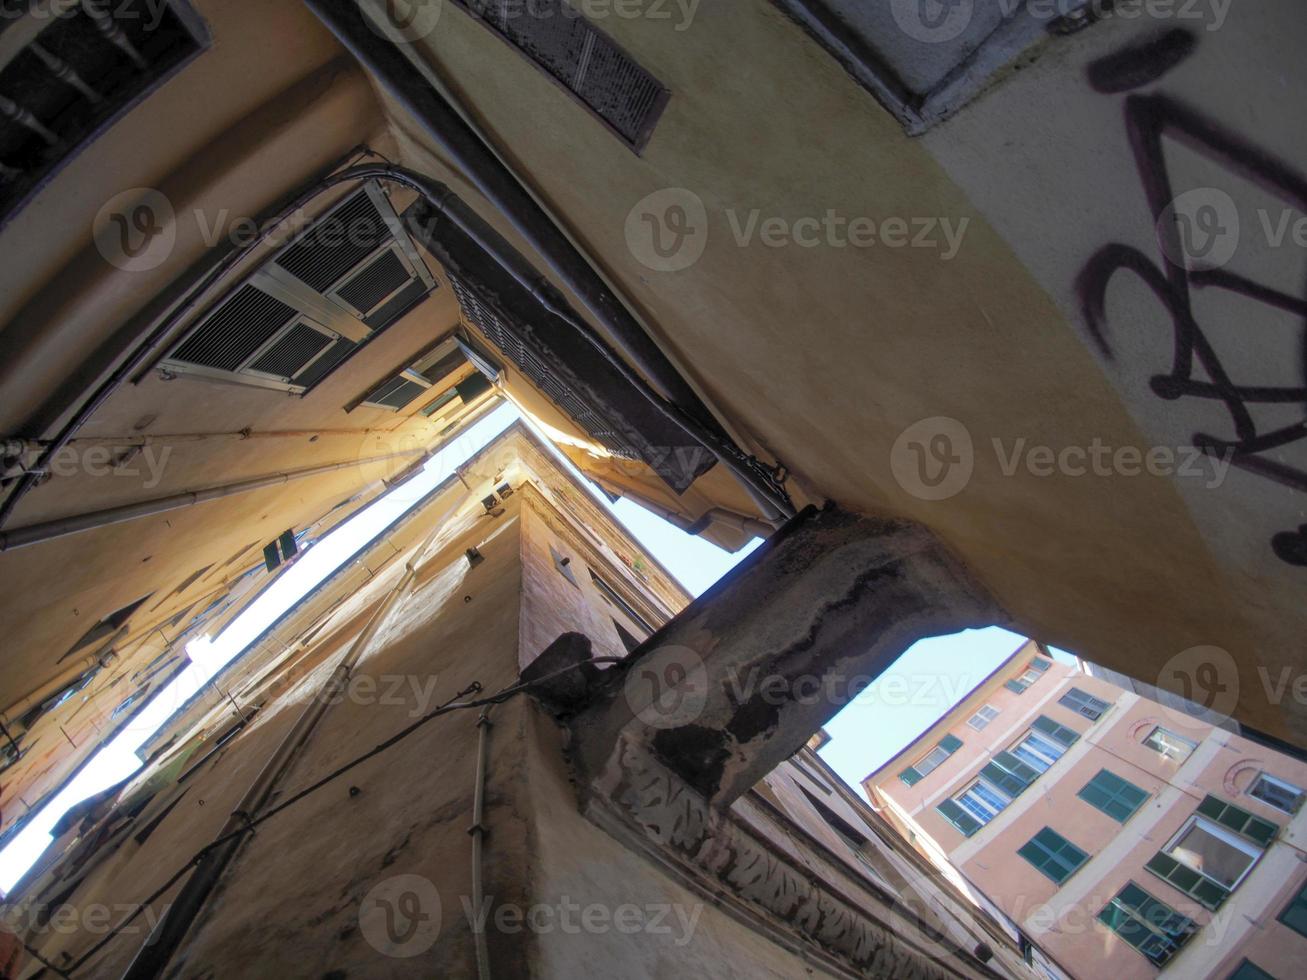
1076,29,1307,567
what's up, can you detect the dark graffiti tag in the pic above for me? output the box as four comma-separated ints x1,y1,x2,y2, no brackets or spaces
1077,31,1307,567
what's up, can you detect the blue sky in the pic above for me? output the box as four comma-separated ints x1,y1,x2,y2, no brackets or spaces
0,401,1040,890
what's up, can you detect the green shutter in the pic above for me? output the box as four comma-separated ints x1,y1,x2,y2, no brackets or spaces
1145,852,1229,910
1004,679,1027,694
1078,769,1148,823
1032,657,1052,671
940,734,963,753
899,766,923,786
937,799,982,837
1196,795,1279,846
1228,961,1276,980
1279,881,1307,937
1018,827,1088,884
992,751,1040,788
1032,714,1080,747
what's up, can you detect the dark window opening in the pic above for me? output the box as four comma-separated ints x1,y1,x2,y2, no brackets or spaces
589,568,653,634
612,619,641,654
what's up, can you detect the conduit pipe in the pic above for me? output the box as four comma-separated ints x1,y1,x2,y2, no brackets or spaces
470,709,493,980
0,448,423,552
119,498,463,980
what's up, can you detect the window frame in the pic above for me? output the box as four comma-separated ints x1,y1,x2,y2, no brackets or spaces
1278,879,1307,937
1144,726,1200,761
1097,882,1195,967
1058,686,1111,721
1248,772,1305,815
1164,814,1263,892
956,777,1012,826
967,704,1000,731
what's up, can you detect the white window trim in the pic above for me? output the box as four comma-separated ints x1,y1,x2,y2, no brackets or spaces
1163,814,1263,892
1248,772,1304,813
1011,731,1064,770
1145,726,1199,760
967,704,999,731
957,778,1011,823
915,744,951,778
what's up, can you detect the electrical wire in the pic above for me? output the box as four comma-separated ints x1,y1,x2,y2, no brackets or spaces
56,657,624,975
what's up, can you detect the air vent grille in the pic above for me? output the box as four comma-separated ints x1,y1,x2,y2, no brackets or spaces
367,376,427,411
458,0,667,148
450,274,639,459
248,322,333,379
335,248,412,315
173,285,298,372
275,192,390,292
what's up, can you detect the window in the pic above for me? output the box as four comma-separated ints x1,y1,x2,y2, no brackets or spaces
899,734,963,786
589,570,654,635
1097,882,1196,967
1146,797,1277,910
1145,726,1200,761
1079,770,1149,823
1248,773,1304,815
1010,732,1066,774
360,337,496,414
1059,687,1111,721
1,0,209,224
967,704,1000,731
263,529,299,572
938,779,1011,837
452,0,669,151
1279,879,1307,937
1004,659,1049,694
1228,961,1276,980
980,751,1042,798
163,183,437,394
1018,828,1088,885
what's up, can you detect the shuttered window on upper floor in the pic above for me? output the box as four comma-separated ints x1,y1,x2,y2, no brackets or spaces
160,182,437,394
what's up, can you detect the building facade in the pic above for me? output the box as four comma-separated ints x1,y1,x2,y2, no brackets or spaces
866,642,1307,980
0,424,1032,978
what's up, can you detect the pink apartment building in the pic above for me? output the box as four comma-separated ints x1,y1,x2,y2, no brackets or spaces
864,641,1307,980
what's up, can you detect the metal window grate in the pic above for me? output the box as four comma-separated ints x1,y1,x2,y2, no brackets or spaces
275,191,390,292
248,322,333,380
0,0,208,226
458,0,668,149
334,247,412,315
172,285,299,372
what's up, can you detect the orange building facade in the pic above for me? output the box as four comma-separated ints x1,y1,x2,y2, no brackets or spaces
865,642,1307,980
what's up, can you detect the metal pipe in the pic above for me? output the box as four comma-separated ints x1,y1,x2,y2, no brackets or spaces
304,0,791,522
470,709,493,980
0,448,422,552
119,499,462,980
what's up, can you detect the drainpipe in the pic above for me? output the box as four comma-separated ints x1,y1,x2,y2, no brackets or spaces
118,499,462,980
469,710,493,980
0,448,423,552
